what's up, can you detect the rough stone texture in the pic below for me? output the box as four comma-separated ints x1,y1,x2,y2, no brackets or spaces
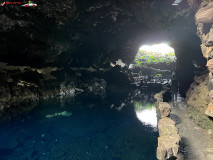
156,92,181,160
154,90,166,107
186,74,213,129
157,118,181,160
0,62,109,120
207,27,213,45
159,102,171,117
188,5,213,130
207,89,213,103
196,2,213,24
205,103,213,117
194,74,207,84
196,1,213,57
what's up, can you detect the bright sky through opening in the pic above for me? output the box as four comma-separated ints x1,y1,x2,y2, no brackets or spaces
139,43,175,55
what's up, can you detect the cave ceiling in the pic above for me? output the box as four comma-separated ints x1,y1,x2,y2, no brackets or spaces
0,0,201,68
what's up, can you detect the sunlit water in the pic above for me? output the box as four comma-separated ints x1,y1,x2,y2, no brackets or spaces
0,95,158,160
136,107,158,129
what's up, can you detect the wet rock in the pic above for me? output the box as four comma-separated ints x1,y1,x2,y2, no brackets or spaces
0,63,80,120
86,78,107,96
157,118,180,160
57,84,75,97
158,102,171,117
45,111,72,118
103,66,130,88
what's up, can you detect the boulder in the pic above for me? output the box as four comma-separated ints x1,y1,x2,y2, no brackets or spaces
154,90,166,107
158,118,177,137
196,2,213,24
157,136,180,160
205,103,213,117
158,102,171,117
157,118,181,160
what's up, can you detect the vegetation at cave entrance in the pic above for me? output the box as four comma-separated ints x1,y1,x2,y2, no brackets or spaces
133,43,176,67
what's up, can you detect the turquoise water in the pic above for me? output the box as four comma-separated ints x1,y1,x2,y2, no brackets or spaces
0,94,158,160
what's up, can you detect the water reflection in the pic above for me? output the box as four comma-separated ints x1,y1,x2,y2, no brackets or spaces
0,98,159,160
134,101,158,128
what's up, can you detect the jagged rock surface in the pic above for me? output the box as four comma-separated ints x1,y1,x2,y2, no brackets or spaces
158,102,171,117
186,74,213,129
157,118,181,160
205,103,213,117
189,0,213,131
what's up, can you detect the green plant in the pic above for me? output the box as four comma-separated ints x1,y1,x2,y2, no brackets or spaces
134,49,175,67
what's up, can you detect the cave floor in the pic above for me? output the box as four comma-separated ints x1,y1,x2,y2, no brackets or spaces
170,95,213,160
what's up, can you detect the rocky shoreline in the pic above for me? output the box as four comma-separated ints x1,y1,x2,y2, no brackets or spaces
0,62,110,121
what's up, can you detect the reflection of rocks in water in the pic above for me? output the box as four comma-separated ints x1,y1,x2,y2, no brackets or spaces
0,100,39,123
105,84,130,108
0,83,161,160
45,111,72,118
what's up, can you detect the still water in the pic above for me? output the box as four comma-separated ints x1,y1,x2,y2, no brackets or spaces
0,91,159,160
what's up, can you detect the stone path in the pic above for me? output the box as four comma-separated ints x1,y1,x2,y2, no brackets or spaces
170,94,213,160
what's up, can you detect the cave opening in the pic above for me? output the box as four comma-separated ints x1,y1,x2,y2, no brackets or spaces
129,43,176,87
135,43,176,66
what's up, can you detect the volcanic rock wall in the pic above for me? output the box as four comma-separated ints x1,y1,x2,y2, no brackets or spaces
185,0,213,134
196,1,213,59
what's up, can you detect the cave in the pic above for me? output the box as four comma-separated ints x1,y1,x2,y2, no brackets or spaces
1,0,213,159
